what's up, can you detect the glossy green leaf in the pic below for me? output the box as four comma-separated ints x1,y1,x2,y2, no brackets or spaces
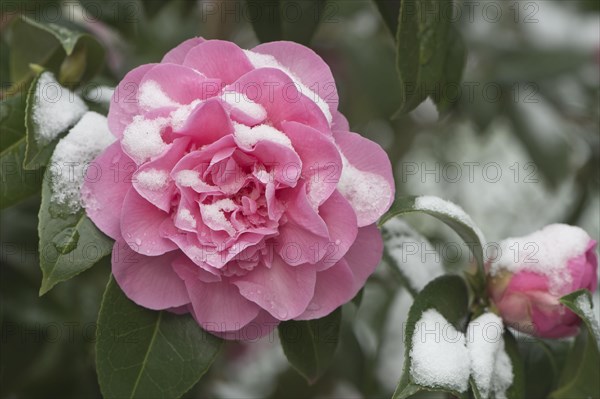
502,330,526,399
392,275,469,399
96,276,223,399
0,93,43,209
7,16,105,91
373,0,402,35
379,196,486,294
246,0,326,45
395,0,466,114
549,328,600,399
279,307,342,383
560,289,600,350
430,26,466,114
38,166,112,295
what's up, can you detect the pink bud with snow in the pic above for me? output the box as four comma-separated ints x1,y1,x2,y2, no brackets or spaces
487,224,598,339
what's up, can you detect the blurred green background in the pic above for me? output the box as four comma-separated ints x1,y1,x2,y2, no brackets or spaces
1,0,598,398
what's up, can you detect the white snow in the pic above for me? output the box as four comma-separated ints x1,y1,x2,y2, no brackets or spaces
170,99,202,130
382,218,444,291
83,85,114,104
233,123,294,150
135,169,169,191
337,151,391,226
409,309,471,393
139,80,181,110
200,199,238,236
491,341,513,399
50,112,116,211
576,294,600,344
121,116,169,164
221,91,267,122
177,208,197,229
243,50,333,125
32,72,88,144
467,313,506,399
415,195,487,247
175,170,201,187
489,224,590,294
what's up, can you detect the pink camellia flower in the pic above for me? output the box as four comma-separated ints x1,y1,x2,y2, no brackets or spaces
487,224,598,339
81,38,395,339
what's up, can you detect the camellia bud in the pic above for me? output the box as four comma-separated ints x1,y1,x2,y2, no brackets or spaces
487,224,598,339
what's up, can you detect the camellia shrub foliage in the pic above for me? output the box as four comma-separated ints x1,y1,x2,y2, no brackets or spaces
1,1,599,398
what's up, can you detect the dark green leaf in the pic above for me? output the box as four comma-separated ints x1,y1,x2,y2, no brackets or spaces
560,289,600,350
395,0,466,115
549,328,600,399
0,93,43,209
373,0,402,35
7,16,105,90
246,0,326,45
96,276,223,399
38,166,113,295
502,330,526,399
392,275,469,398
518,339,569,399
278,307,342,383
79,0,141,37
379,196,486,295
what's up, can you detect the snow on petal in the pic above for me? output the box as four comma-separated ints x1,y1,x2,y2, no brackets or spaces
121,115,169,163
50,112,116,212
139,80,181,110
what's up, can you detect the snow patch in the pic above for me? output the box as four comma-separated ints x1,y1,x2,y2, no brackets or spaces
121,116,169,164
200,199,238,236
50,112,116,212
233,123,294,150
135,169,169,191
139,80,181,110
489,224,590,294
409,309,470,393
576,294,600,344
177,208,197,229
467,313,512,399
32,72,88,144
243,50,333,125
337,151,391,226
221,91,267,122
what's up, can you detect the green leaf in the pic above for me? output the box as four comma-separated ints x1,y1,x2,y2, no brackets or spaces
502,330,526,399
392,275,469,399
278,307,342,383
0,93,43,209
24,72,87,170
559,290,600,350
379,196,486,295
373,0,402,35
518,339,569,399
430,26,466,114
79,0,141,37
549,328,600,399
7,16,105,91
38,166,113,295
395,0,466,115
246,0,326,45
96,276,223,399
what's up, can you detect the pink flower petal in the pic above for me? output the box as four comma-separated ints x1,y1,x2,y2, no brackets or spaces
252,41,339,116
120,188,178,255
161,37,205,64
333,130,395,226
183,40,254,84
233,256,317,320
317,190,358,270
225,68,330,133
112,242,189,310
132,137,190,212
282,121,342,206
82,142,136,239
174,99,234,146
344,224,384,290
108,63,155,138
295,259,355,320
211,310,280,340
140,63,222,105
